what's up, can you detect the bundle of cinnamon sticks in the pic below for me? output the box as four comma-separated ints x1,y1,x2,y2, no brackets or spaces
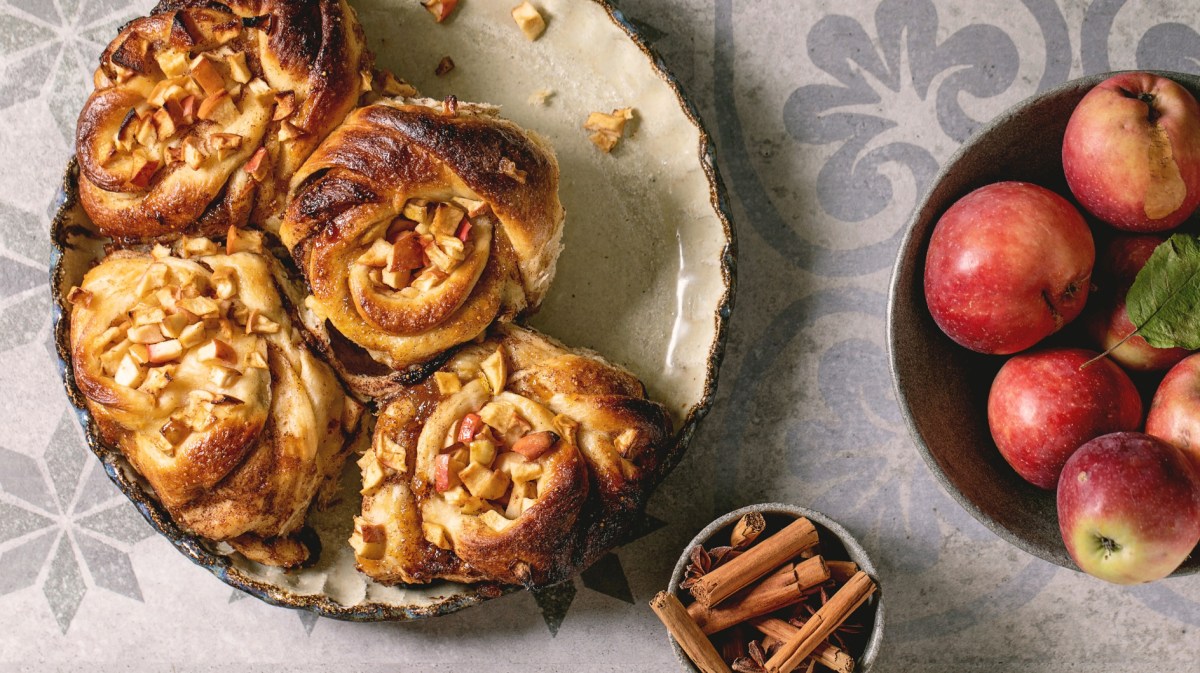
650,513,878,673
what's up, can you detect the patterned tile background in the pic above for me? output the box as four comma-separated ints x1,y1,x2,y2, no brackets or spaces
1,0,1198,670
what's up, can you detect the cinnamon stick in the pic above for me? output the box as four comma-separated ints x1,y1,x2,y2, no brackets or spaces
690,517,819,607
750,617,855,673
650,591,731,673
688,557,830,634
731,511,766,549
827,560,859,584
763,571,876,673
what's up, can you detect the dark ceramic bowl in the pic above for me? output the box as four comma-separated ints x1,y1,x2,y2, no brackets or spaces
666,503,884,672
887,71,1200,576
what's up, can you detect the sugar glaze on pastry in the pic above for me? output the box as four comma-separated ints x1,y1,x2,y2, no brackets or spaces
68,233,363,567
351,325,673,587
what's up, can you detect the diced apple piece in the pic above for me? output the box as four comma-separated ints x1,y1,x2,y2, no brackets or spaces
135,115,158,147
127,323,165,344
470,437,497,467
356,523,387,560
434,453,460,493
480,509,514,532
245,346,268,370
278,121,304,142
479,400,518,433
113,354,144,388
208,365,237,389
430,203,465,238
209,132,243,160
512,431,559,460
182,136,206,169
357,238,392,268
189,55,226,97
585,108,635,153
458,413,484,443
272,91,297,121
248,313,280,334
156,50,190,78
423,522,452,549
177,322,206,349
159,311,189,338
128,154,160,189
226,51,251,84
179,296,220,318
388,231,425,273
139,366,173,395
434,372,462,396
152,107,178,140
197,339,237,365
131,305,166,326
198,91,237,124
126,343,151,365
459,462,510,500
359,450,386,495
179,95,198,124
147,339,184,363
422,0,458,23
244,147,269,182
481,347,507,394
511,2,547,40
210,268,237,300
509,458,543,484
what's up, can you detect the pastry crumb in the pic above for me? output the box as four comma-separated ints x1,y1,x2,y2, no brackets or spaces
435,56,455,77
528,88,554,106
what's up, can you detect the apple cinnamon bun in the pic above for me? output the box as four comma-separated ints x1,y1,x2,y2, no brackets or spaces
67,232,363,567
75,0,378,241
280,98,564,396
350,325,672,587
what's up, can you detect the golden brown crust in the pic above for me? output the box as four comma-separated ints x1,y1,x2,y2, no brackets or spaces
75,0,372,241
68,239,363,567
280,99,564,392
352,324,672,587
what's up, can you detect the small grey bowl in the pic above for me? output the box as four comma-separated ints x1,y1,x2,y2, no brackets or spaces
665,503,884,672
887,70,1200,577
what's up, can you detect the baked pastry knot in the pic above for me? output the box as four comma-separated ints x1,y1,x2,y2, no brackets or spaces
67,232,363,567
281,99,564,393
351,325,672,587
75,0,374,240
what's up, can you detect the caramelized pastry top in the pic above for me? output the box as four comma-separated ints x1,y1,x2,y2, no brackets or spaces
75,0,373,240
351,324,672,587
68,234,362,566
280,98,564,386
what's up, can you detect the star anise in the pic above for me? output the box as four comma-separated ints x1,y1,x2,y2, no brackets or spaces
679,544,743,590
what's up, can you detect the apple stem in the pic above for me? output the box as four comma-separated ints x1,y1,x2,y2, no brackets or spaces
1082,329,1139,370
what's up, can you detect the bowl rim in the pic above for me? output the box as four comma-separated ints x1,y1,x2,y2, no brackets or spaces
46,0,738,621
885,69,1200,576
664,503,885,673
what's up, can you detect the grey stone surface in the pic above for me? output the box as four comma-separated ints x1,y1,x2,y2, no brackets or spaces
1,0,1199,670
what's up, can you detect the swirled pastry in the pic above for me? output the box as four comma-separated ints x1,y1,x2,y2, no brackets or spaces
350,325,673,587
68,233,363,566
75,0,378,240
281,98,564,395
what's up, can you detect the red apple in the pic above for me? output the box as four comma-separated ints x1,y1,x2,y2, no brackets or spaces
1145,353,1200,472
988,348,1142,489
924,181,1094,355
1063,72,1200,232
1084,235,1190,371
1058,432,1200,584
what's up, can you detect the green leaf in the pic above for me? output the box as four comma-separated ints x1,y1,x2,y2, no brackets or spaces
1127,233,1200,349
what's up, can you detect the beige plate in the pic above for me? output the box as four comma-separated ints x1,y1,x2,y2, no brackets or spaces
50,0,735,620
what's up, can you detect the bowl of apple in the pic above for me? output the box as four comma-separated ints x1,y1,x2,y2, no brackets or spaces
889,70,1200,584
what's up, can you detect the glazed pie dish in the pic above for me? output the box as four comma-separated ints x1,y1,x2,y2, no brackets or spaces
54,0,722,607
